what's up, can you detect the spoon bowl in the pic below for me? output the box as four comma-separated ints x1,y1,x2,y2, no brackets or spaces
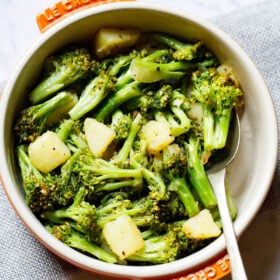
208,110,248,280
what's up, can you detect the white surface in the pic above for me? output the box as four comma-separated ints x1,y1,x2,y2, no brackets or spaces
0,0,264,81
0,1,279,280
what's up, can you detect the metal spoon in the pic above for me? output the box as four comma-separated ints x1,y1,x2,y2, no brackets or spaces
207,111,248,280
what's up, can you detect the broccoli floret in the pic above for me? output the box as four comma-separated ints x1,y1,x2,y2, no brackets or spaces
114,49,166,89
112,112,143,165
30,47,91,104
130,149,168,201
129,49,216,83
127,226,187,264
155,143,200,218
17,145,79,214
52,119,82,204
16,119,85,214
167,175,200,218
108,53,132,77
184,137,217,209
126,84,174,112
111,50,146,89
154,90,193,137
69,72,113,120
158,193,188,221
14,91,75,144
47,222,117,263
95,81,142,123
96,194,161,229
74,151,143,193
154,99,192,137
17,145,56,213
111,109,132,141
162,143,187,174
191,68,242,151
148,32,204,61
55,118,75,142
57,151,81,204
42,187,96,235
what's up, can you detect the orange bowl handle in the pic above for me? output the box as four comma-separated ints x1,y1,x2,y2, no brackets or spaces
36,0,135,33
172,254,231,280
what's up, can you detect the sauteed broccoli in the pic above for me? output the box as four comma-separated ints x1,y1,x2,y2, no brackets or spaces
14,28,241,265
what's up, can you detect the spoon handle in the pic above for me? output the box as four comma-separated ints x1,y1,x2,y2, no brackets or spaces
209,169,248,280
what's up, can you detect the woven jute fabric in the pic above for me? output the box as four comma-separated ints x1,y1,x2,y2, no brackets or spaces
0,0,279,279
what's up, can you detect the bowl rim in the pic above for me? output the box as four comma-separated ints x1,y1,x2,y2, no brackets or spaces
0,1,278,279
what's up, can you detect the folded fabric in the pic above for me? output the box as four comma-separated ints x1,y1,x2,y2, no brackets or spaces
0,0,279,279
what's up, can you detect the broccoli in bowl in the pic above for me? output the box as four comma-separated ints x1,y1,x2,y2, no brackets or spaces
14,27,242,265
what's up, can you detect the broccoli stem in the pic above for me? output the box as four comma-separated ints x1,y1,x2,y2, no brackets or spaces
96,202,145,228
42,186,89,224
111,109,132,141
17,145,42,184
126,229,181,264
82,163,142,182
64,229,117,263
129,48,216,84
203,107,233,151
95,177,142,193
148,32,203,61
69,73,110,120
109,54,132,77
55,119,75,142
30,48,91,104
38,91,74,118
184,138,217,209
130,153,167,200
96,197,159,228
168,177,200,217
48,224,117,263
15,91,74,144
154,110,190,137
17,145,59,213
129,59,188,83
213,109,232,149
113,113,143,164
59,151,81,187
96,81,141,123
115,68,134,89
171,106,192,135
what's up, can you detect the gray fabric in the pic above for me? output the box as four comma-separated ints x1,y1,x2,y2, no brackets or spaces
210,0,280,215
0,0,279,279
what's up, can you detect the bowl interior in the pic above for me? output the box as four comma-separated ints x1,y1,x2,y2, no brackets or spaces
0,3,278,279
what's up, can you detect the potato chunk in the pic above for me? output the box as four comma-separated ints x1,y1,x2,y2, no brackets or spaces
102,214,144,260
141,120,174,154
84,118,115,158
182,209,221,239
28,131,71,173
93,27,140,58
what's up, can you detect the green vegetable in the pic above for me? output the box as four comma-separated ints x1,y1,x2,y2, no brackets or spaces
69,72,112,120
14,91,75,144
191,68,242,151
184,137,217,209
147,32,204,61
14,29,242,265
47,222,117,263
30,47,91,104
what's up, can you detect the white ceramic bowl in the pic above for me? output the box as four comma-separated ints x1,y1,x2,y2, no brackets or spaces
0,2,278,279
